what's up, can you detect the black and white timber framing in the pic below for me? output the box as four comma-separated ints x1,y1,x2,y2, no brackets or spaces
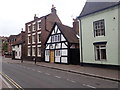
45,23,80,64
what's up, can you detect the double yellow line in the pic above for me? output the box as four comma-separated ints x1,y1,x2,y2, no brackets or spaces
0,72,24,90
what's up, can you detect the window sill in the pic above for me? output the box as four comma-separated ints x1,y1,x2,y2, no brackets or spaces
95,59,107,61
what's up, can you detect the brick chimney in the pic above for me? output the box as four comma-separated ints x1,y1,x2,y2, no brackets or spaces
73,18,79,34
51,5,57,14
34,14,38,20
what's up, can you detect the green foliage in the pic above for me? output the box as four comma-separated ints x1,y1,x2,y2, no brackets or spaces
2,42,8,52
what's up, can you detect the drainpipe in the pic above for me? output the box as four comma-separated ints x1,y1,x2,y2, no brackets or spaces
44,16,49,32
79,19,83,66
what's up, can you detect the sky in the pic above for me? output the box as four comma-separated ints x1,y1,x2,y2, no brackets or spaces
0,0,87,37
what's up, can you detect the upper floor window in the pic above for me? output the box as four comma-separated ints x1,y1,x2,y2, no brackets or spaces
38,32,41,43
51,34,61,43
28,25,31,33
32,35,35,44
94,43,107,61
38,20,41,30
93,19,105,37
33,23,36,31
28,36,31,44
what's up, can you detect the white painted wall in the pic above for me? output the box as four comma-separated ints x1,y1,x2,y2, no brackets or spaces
45,24,68,63
13,45,22,59
45,50,49,62
80,6,119,65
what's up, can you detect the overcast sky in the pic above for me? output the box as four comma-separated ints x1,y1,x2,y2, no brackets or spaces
0,0,87,37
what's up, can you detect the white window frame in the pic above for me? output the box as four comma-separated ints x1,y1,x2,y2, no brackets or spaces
37,45,41,57
55,50,61,57
32,22,36,31
28,34,31,44
37,20,41,30
32,46,36,56
37,32,41,43
28,24,31,33
28,46,31,56
95,44,107,61
51,34,60,43
32,33,36,44
93,19,105,37
45,50,49,56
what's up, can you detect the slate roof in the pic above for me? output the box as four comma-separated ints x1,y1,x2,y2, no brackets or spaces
79,1,120,18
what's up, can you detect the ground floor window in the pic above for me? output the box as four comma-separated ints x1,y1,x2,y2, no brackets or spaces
38,47,41,57
28,47,31,56
45,50,49,56
94,44,107,61
55,50,61,57
32,47,36,56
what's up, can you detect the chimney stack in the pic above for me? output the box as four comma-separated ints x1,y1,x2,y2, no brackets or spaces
51,5,57,14
34,14,38,20
73,18,79,35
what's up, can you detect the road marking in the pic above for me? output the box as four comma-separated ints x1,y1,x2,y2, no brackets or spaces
38,71,42,73
0,75,12,88
66,79,76,83
71,80,76,83
55,76,61,79
83,84,96,88
32,69,35,71
27,67,30,69
45,73,50,75
0,72,24,90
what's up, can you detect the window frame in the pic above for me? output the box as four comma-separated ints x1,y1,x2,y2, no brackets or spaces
32,47,36,56
94,44,107,61
37,20,41,30
28,24,31,33
55,50,61,57
37,46,41,57
93,19,105,37
32,34,36,44
28,47,31,56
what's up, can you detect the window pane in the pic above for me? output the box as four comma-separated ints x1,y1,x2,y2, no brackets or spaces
101,49,106,59
94,19,105,37
96,49,100,60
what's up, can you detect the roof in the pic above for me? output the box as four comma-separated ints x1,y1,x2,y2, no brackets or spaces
26,13,62,25
57,23,79,43
46,23,79,44
78,1,120,18
8,35,17,40
12,31,25,46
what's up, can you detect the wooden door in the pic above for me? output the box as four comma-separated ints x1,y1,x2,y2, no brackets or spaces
50,50,54,63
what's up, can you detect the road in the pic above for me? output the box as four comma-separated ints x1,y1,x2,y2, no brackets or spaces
1,58,119,88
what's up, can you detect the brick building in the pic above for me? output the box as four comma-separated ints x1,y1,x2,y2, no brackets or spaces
25,5,61,61
8,35,17,57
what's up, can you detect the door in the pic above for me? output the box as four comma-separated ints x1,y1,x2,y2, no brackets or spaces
50,50,54,63
12,51,15,59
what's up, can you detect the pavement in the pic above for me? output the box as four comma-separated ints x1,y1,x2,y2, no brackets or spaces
2,57,120,82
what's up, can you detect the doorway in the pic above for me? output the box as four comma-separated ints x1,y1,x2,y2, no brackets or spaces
50,50,54,63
